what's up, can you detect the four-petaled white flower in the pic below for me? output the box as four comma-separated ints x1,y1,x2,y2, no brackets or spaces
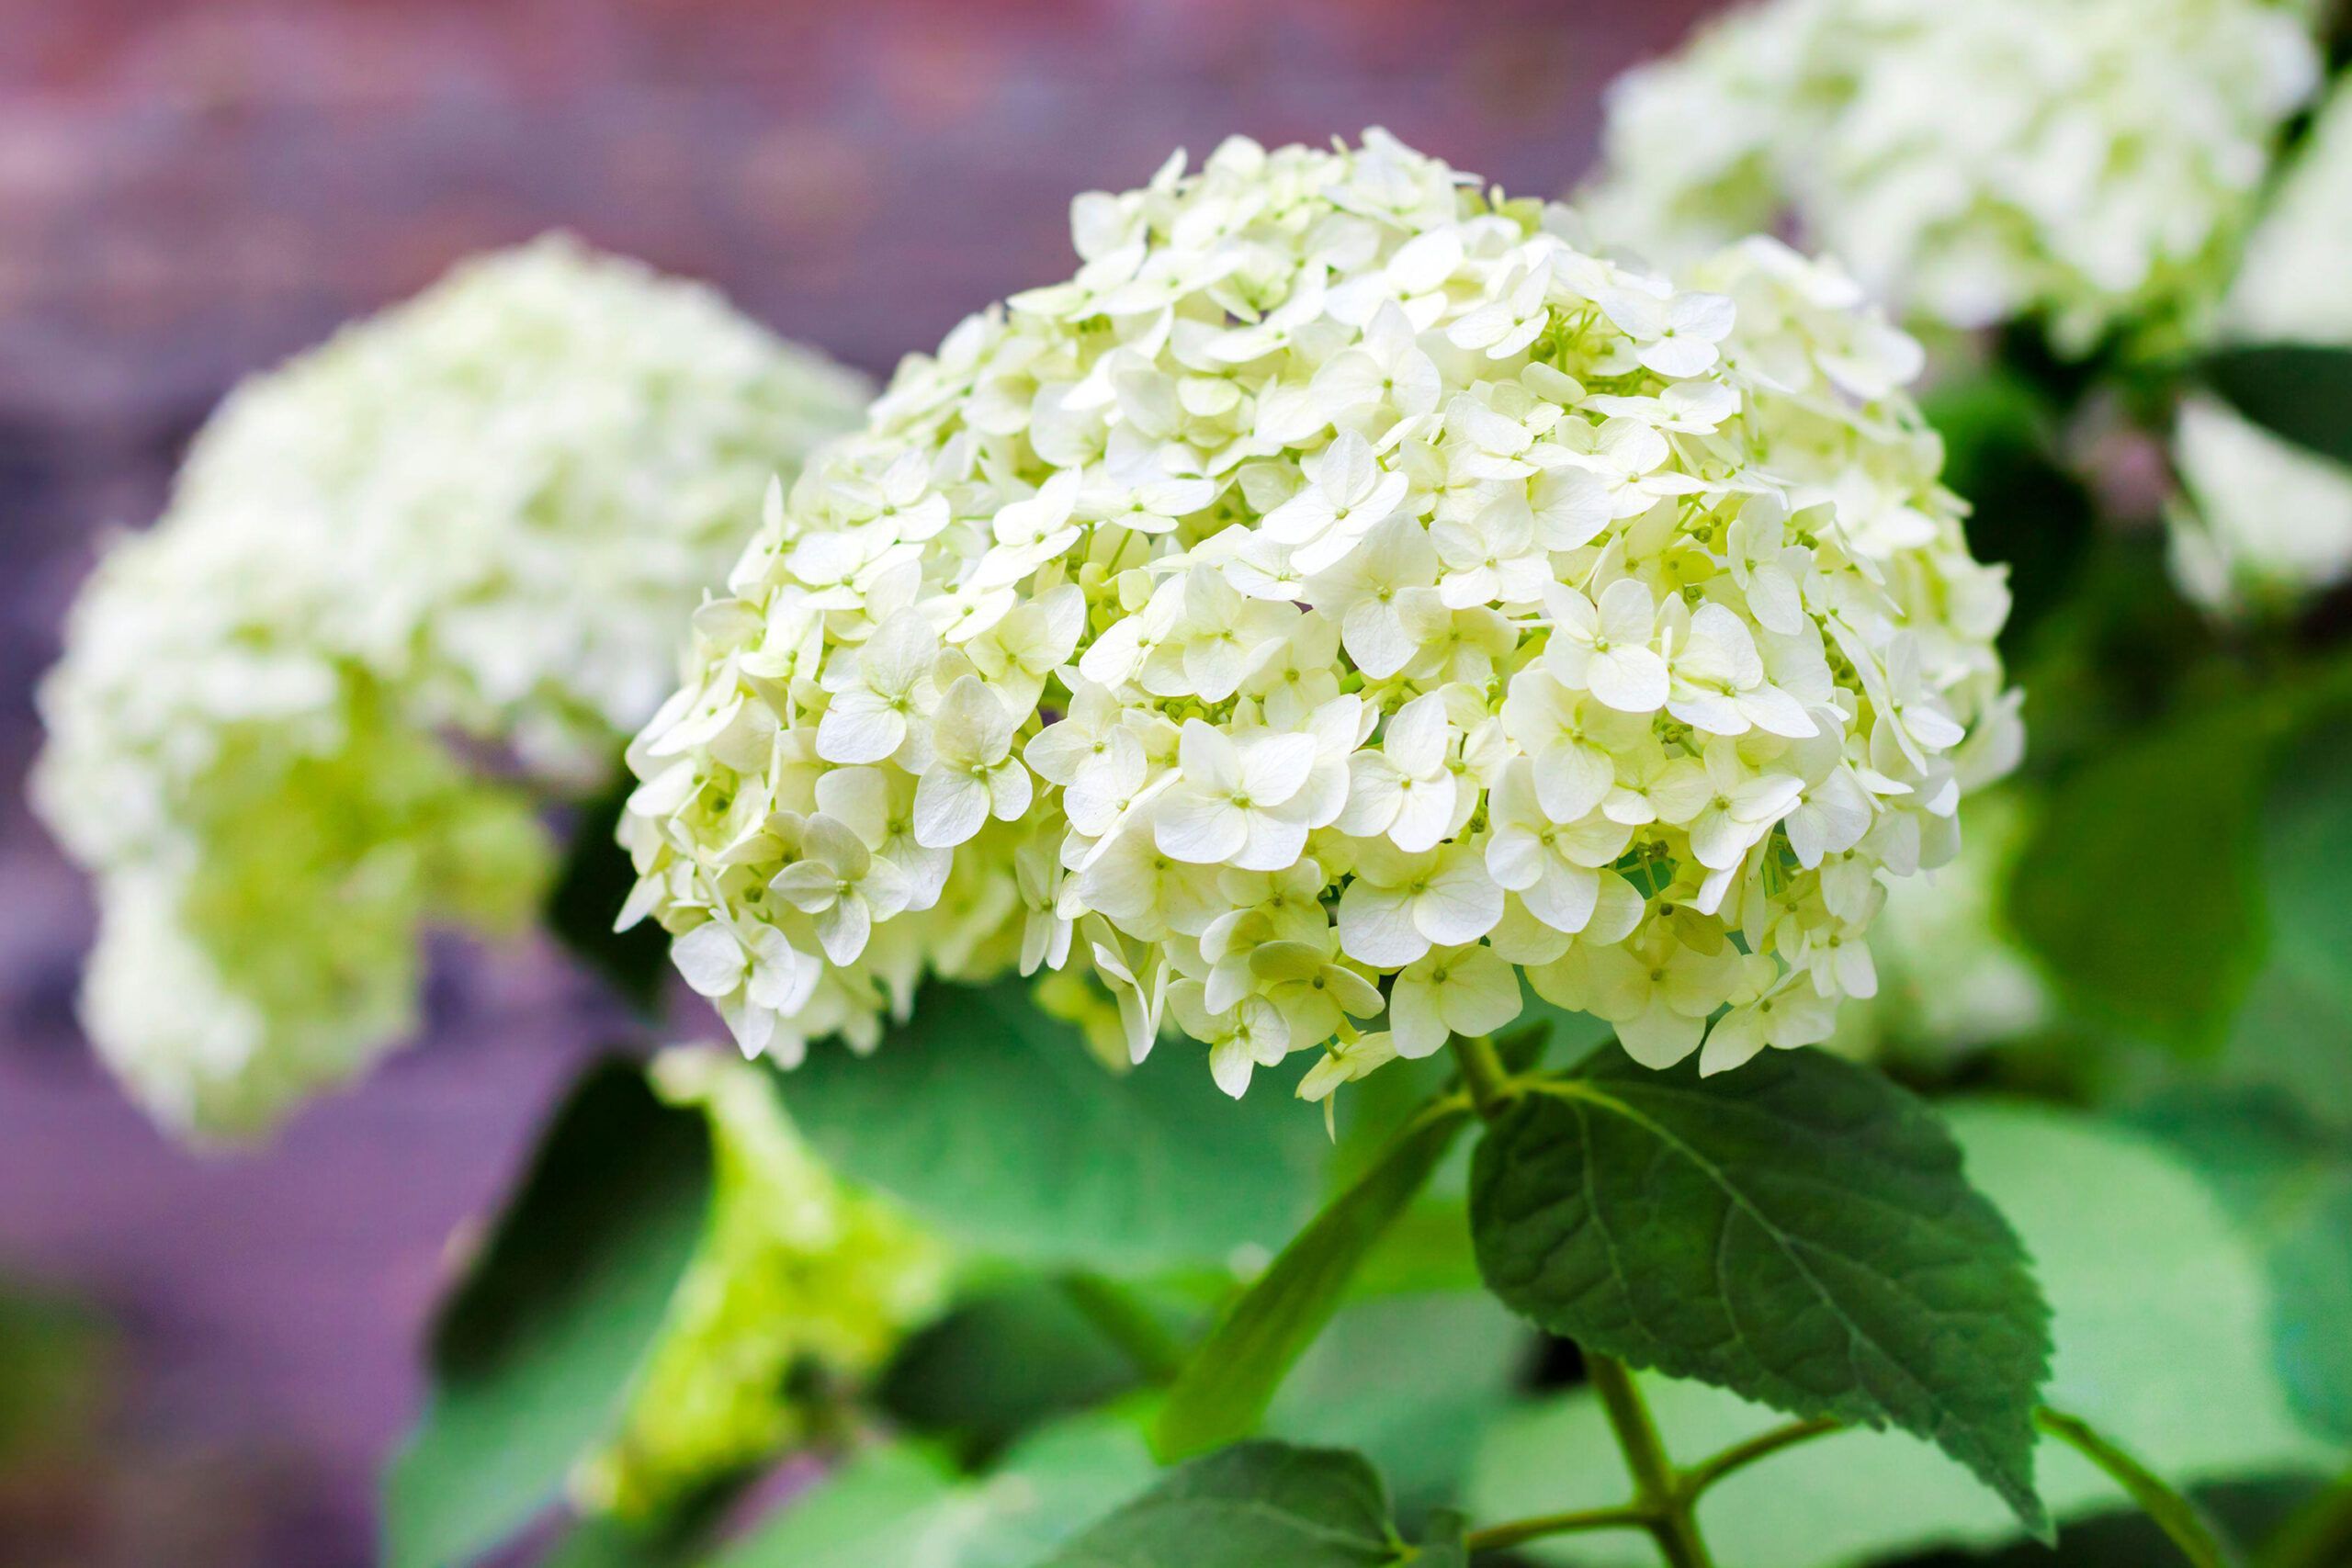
913,676,1033,848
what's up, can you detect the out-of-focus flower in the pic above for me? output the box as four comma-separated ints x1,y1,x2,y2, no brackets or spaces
2170,77,2352,612
577,1048,948,1517
1584,0,2320,355
623,132,2018,1096
32,237,869,1137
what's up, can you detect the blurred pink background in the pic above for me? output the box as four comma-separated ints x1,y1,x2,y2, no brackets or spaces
0,4,1713,1562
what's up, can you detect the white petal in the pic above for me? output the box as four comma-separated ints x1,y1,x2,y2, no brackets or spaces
912,768,990,848
673,922,744,999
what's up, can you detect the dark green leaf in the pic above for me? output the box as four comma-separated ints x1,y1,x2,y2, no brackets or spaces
2134,1090,2352,1444
1920,368,2097,652
1470,1052,2052,1533
2010,702,2274,1052
1040,1441,1406,1568
1157,1103,1470,1460
1467,1105,2337,1568
2264,717,2352,1021
2199,344,2352,468
384,1058,714,1568
879,1278,1169,1455
547,777,671,1014
716,1413,1154,1568
778,981,1325,1276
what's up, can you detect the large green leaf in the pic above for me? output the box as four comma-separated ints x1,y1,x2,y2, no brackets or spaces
1470,1050,2052,1530
2136,1090,2352,1445
2199,344,2352,468
777,981,1326,1276
384,1058,714,1568
716,1411,1155,1568
2264,717,2352,1021
1157,1102,1471,1460
1039,1441,1411,1568
2010,702,2274,1053
1468,1105,2346,1568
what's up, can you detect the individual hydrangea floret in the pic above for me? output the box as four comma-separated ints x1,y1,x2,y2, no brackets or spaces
2171,75,2352,612
1583,0,2320,354
32,237,869,1136
578,1048,947,1516
622,131,2019,1098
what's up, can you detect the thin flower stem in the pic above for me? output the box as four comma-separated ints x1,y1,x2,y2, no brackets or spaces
1451,1033,1513,1120
1462,1503,1655,1553
2036,1407,2241,1568
1680,1416,1846,1498
1588,1354,1717,1568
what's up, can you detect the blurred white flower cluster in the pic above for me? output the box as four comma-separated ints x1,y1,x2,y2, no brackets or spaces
2171,77,2352,612
33,237,869,1136
1584,0,2320,355
581,1047,947,1516
623,131,2018,1098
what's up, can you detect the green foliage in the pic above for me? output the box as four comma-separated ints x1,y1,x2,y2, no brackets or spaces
1920,368,2098,652
1470,1051,2052,1531
775,981,1327,1276
1039,1441,1422,1568
1157,1102,1471,1460
2263,718,2352,1022
546,777,671,1015
1468,1104,2345,1568
383,1058,714,1568
2135,1089,2352,1445
2199,344,2352,468
2010,699,2278,1053
0,1283,113,1463
715,1412,1155,1568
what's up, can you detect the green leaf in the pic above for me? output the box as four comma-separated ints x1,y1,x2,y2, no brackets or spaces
1919,367,2097,652
1266,1291,1532,1514
1039,1441,1407,1568
716,1412,1155,1568
1468,1104,2346,1568
2199,344,2352,468
2036,1408,2245,1568
777,980,1326,1276
2264,717,2352,1021
547,777,671,1014
1470,1051,2052,1531
2010,701,2274,1052
2134,1090,2352,1444
1157,1102,1470,1460
384,1058,714,1568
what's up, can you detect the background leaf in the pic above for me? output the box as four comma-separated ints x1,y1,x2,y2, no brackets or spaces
1467,1104,2346,1568
1157,1104,1469,1460
2009,702,2273,1054
2199,344,2352,468
716,1411,1154,1568
546,779,672,1015
1040,1440,1406,1568
776,981,1327,1277
383,1058,714,1568
1470,1051,2052,1529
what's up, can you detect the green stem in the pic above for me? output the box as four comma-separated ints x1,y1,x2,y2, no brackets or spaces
1681,1417,1845,1499
1058,1272,1184,1386
2036,1407,2242,1568
1462,1503,1653,1553
1588,1355,1717,1568
1451,1033,1512,1120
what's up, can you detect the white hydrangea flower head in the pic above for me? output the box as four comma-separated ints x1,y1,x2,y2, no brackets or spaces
623,131,2018,1097
2171,76,2352,612
578,1047,947,1517
32,236,870,1136
1584,0,2321,355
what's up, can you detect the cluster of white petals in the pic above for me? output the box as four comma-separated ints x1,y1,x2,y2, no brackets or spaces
33,237,868,1135
2172,77,2352,612
1584,0,2320,354
623,131,2018,1098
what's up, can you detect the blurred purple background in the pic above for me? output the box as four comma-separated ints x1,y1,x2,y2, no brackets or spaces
0,4,1712,1562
